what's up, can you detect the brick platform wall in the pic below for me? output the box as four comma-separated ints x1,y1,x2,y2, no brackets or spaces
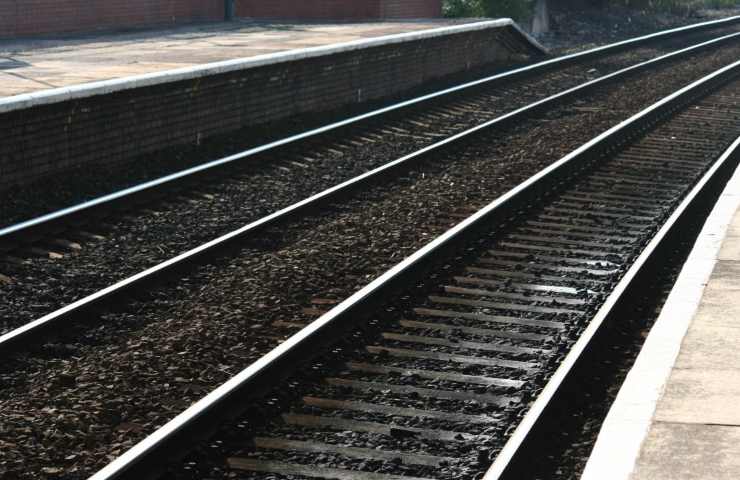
0,0,224,38
0,26,535,193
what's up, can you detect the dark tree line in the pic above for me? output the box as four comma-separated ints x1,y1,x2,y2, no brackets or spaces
444,0,735,19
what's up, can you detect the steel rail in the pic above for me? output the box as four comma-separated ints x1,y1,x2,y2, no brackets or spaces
2,15,739,246
482,134,740,480
86,56,740,480
3,31,738,355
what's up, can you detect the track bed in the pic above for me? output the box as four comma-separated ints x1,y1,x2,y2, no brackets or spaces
165,73,740,480
3,35,740,480
3,26,740,336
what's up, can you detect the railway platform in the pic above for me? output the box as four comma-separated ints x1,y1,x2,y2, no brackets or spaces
582,152,740,479
0,19,465,99
0,17,541,194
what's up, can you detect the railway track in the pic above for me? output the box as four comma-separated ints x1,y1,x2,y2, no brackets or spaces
4,27,740,340
3,20,740,480
3,17,736,230
115,61,740,480
0,23,738,235
2,21,739,245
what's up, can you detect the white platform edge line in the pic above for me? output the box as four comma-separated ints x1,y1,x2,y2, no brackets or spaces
580,143,740,480
0,19,542,114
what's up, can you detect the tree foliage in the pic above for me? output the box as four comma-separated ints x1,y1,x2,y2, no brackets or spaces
585,0,736,10
443,0,532,19
444,0,738,19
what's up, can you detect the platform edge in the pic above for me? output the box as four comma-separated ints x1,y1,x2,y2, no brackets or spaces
0,19,541,114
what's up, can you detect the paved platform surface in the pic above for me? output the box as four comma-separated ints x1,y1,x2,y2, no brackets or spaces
581,147,740,480
632,202,740,480
0,19,460,99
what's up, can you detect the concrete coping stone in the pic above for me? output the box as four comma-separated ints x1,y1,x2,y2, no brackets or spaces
0,19,543,115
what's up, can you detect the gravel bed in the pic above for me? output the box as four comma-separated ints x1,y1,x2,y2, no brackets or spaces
4,35,740,337
229,447,450,479
2,44,740,479
505,201,715,480
156,80,740,480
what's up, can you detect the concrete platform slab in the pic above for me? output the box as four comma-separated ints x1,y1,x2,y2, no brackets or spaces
727,209,740,235
674,324,740,369
718,235,740,259
703,261,740,290
689,293,740,329
0,20,467,99
632,423,740,480
654,368,740,425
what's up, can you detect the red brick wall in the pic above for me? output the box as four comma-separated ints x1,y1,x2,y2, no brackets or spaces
236,0,380,19
236,0,442,19
0,0,224,38
380,0,442,18
0,1,443,38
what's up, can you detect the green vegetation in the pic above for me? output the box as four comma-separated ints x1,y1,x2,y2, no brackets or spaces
443,0,533,20
443,0,738,19
621,0,738,12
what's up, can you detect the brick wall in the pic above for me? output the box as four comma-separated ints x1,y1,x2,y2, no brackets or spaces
0,1,443,38
0,0,224,38
380,0,442,18
235,0,442,19
236,0,379,19
0,25,535,192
